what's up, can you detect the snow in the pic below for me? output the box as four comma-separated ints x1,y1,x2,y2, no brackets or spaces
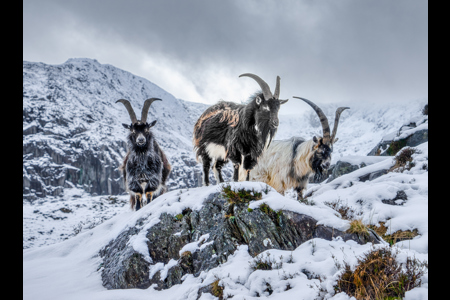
23,58,428,299
330,154,388,166
24,148,428,299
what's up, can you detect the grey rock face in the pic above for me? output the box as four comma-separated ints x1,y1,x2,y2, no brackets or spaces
367,107,428,156
326,161,366,183
99,191,380,290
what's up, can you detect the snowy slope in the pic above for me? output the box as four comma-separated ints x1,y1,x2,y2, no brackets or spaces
23,144,428,299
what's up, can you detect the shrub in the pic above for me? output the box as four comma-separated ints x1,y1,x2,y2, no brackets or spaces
334,246,428,299
249,252,283,271
325,199,361,220
389,147,421,172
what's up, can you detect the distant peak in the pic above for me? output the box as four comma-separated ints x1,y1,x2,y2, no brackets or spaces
64,58,100,65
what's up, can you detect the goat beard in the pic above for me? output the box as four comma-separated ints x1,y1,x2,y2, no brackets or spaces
258,123,277,149
311,157,327,180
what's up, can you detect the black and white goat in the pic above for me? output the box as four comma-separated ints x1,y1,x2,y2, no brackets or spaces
193,73,288,186
240,97,349,200
117,98,171,210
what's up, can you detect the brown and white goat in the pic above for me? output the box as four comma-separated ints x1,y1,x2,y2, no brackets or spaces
240,97,349,200
117,98,171,210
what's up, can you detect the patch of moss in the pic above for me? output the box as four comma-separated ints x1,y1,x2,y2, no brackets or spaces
259,203,283,228
221,184,262,204
247,208,254,213
386,139,408,156
210,279,224,299
174,214,183,221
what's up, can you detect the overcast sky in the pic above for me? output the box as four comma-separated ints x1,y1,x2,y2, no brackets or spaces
23,0,428,112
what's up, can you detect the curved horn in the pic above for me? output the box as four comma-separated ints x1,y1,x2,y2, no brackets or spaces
141,98,162,123
116,99,138,124
293,96,331,145
239,73,273,101
330,107,350,144
273,76,281,99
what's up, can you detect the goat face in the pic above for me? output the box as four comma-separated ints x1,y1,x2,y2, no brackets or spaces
253,95,288,148
123,120,157,148
311,136,332,178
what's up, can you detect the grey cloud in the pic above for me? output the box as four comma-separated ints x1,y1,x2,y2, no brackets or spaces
23,0,427,107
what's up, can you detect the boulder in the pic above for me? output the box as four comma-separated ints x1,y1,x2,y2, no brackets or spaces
100,191,381,290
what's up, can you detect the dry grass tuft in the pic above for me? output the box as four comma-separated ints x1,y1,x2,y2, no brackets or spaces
346,219,370,239
389,147,421,173
334,246,428,299
368,222,419,246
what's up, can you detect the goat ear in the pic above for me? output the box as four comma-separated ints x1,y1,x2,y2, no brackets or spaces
279,99,289,105
256,96,262,106
122,123,131,129
148,120,157,127
334,137,339,143
312,136,318,143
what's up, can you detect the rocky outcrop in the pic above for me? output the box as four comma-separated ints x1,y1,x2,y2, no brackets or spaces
325,161,365,183
23,138,127,200
368,104,428,156
99,191,381,290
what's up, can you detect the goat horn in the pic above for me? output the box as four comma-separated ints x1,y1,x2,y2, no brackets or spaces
116,99,138,124
293,96,331,145
330,107,350,144
273,76,281,99
239,73,273,101
141,98,162,123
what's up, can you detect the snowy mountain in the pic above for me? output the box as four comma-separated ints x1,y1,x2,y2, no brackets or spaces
23,58,218,201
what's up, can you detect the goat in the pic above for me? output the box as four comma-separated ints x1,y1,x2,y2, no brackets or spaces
240,96,349,200
193,73,288,186
116,98,171,210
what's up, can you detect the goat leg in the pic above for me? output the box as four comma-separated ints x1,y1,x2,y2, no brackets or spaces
233,163,240,181
294,186,304,201
145,191,153,203
242,155,256,181
202,155,212,186
135,193,143,211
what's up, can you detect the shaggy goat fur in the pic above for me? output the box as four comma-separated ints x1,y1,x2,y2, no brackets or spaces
193,74,288,186
116,98,171,210
240,137,329,198
240,97,349,200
